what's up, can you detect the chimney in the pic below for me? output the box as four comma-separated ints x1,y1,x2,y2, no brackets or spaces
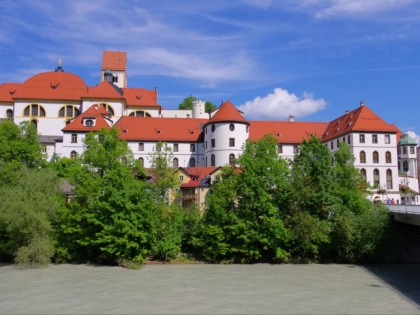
289,114,294,123
345,110,349,114
155,86,158,102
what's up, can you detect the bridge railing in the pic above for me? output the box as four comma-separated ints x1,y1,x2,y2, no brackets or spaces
385,204,420,214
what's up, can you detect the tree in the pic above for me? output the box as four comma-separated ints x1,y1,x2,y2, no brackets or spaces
178,95,216,113
0,120,45,168
0,162,62,265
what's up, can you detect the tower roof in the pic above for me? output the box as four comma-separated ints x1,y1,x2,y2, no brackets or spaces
101,51,127,71
207,100,247,124
399,134,417,146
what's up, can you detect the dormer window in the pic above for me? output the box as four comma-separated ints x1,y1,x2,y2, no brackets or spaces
83,118,95,127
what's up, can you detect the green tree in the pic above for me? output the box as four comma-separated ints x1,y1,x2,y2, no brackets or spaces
0,120,45,168
178,95,216,113
0,162,62,265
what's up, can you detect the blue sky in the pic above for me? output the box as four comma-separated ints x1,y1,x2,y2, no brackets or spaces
1,0,420,139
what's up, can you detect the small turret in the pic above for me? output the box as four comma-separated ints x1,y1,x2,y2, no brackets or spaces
192,100,207,119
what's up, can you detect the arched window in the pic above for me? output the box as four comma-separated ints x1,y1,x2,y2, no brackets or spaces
403,161,409,172
70,151,78,159
385,151,392,163
211,154,216,167
173,157,179,168
23,104,46,117
229,153,235,166
373,151,379,163
211,124,215,132
229,123,235,131
101,103,114,116
58,105,80,118
360,151,366,163
138,157,144,167
373,169,380,187
6,109,13,118
121,157,128,165
189,158,196,167
360,168,367,182
129,111,151,117
31,119,38,130
386,169,393,189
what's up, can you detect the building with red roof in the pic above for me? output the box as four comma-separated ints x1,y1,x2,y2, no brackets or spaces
0,51,418,206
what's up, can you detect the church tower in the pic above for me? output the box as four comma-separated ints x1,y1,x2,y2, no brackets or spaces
101,51,127,88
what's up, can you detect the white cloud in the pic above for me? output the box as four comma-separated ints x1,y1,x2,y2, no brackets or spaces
238,88,326,120
407,131,420,145
295,0,415,18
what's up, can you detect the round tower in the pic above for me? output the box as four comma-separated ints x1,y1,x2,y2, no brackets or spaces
203,101,249,167
192,100,207,119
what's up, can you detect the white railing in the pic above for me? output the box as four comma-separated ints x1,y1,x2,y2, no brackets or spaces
386,204,420,214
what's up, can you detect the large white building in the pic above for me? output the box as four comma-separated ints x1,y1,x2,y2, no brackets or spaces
0,51,418,205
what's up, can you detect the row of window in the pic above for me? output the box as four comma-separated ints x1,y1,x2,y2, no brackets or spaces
205,123,249,134
359,134,391,144
359,151,392,164
360,168,393,189
138,143,196,152
20,104,115,118
277,145,300,154
398,146,415,155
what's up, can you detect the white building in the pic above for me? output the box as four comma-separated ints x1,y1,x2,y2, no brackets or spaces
0,51,418,204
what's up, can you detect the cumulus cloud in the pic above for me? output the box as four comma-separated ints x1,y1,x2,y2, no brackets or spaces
407,131,420,145
238,88,326,120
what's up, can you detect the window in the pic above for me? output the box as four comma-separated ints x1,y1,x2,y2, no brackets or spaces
229,123,235,131
398,147,401,155
190,144,195,152
121,157,128,165
129,111,151,117
386,169,393,189
278,144,283,154
70,151,78,159
410,146,415,154
156,143,162,152
138,143,144,151
360,151,366,163
84,119,94,127
373,151,379,163
246,125,249,133
179,175,184,181
359,134,365,143
23,104,46,117
138,157,144,167
173,158,179,168
229,154,235,166
385,151,392,163
6,109,13,118
205,141,207,149
100,103,114,116
360,169,367,182
211,139,215,148
229,138,235,147
330,142,333,150
211,124,215,132
337,139,339,147
71,134,77,143
189,158,196,167
385,135,390,144
403,161,409,172
211,154,216,166
373,169,380,187
173,143,179,152
59,105,80,118
347,135,351,144
403,147,407,155
293,146,299,154
41,145,47,153
372,134,378,144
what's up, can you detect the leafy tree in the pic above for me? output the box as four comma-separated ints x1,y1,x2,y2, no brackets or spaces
0,162,62,265
0,120,45,168
178,95,216,113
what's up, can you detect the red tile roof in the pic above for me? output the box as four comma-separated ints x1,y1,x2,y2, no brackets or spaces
249,121,328,144
102,51,127,71
115,117,207,142
62,104,112,132
322,105,397,142
12,71,88,101
123,88,159,107
0,83,21,102
180,166,220,188
83,81,124,99
208,100,247,124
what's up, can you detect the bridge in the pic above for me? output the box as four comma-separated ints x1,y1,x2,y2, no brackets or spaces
386,204,420,226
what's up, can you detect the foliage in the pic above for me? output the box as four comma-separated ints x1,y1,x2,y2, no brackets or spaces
0,162,62,265
178,95,216,113
0,120,45,168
